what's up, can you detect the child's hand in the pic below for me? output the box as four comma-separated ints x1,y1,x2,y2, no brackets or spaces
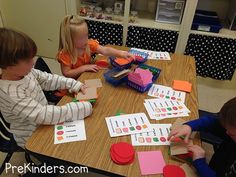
120,51,135,60
168,124,192,143
188,145,205,160
82,64,100,72
80,85,88,94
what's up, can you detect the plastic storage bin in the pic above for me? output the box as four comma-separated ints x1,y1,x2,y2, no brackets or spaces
191,10,222,33
103,68,128,86
109,56,133,69
156,0,186,24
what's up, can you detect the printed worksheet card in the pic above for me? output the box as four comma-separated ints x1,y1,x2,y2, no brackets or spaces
54,120,86,144
131,124,172,146
144,99,190,114
144,102,189,120
105,113,152,137
130,48,171,60
148,84,186,103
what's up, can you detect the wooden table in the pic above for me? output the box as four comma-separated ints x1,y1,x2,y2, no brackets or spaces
26,46,199,177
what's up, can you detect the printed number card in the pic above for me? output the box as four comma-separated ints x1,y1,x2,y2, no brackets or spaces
54,120,86,144
105,113,152,137
131,124,172,146
148,84,186,103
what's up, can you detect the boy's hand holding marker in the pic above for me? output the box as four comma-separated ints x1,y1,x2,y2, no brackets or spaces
168,124,206,161
168,124,192,144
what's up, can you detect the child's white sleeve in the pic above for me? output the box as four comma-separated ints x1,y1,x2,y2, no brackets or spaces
11,96,92,125
31,69,83,92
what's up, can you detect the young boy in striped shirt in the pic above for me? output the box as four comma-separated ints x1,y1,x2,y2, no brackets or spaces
0,28,92,148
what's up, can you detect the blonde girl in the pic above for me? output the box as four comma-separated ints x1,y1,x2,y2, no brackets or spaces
57,15,133,79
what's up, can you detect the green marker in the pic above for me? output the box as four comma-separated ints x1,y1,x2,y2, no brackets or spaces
72,98,78,102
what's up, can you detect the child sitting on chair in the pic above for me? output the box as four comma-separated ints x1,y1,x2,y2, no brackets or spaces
168,97,236,177
0,28,92,148
57,15,133,79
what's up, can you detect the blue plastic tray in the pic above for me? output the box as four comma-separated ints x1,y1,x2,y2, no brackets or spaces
103,68,128,87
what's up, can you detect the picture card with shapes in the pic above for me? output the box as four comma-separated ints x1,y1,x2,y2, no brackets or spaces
54,120,86,144
144,103,189,120
105,113,152,137
131,124,172,146
144,99,191,114
148,84,186,103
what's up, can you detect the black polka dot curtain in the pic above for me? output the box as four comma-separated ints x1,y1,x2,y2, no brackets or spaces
185,34,236,80
126,26,178,53
86,20,123,46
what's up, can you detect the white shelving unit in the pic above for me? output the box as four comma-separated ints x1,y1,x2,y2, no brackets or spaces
0,0,234,57
75,0,236,53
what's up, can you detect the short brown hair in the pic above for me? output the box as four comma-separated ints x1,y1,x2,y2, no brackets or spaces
0,28,37,69
219,97,236,127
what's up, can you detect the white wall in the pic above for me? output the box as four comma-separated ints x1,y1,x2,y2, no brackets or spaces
0,10,3,27
0,0,67,59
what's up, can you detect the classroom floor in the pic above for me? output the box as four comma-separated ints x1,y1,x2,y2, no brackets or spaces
0,57,235,177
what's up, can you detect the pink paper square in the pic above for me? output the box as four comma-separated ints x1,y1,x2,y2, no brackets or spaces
137,151,166,175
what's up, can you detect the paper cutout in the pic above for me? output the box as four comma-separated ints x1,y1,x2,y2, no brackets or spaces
148,84,186,103
163,165,186,177
54,120,86,144
95,59,109,68
180,163,198,177
131,124,172,146
114,58,131,65
171,152,193,164
170,140,193,155
105,113,152,137
110,142,135,165
128,68,153,86
171,118,186,131
76,87,97,101
137,151,166,175
85,79,102,88
173,80,192,93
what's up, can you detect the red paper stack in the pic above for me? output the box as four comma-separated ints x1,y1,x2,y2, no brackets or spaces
110,142,135,165
163,165,186,177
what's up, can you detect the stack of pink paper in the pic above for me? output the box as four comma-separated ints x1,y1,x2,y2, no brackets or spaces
128,68,153,87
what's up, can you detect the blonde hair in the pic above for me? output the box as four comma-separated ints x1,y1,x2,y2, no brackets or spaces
0,28,37,69
58,15,90,65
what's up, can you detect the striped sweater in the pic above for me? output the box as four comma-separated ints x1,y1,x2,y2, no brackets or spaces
0,69,92,148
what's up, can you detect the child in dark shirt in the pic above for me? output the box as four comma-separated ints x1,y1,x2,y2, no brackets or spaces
168,97,236,177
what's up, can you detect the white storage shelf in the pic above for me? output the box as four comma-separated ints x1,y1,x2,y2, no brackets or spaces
76,0,236,53
129,10,180,31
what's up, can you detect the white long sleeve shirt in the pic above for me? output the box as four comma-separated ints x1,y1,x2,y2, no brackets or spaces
0,69,92,148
